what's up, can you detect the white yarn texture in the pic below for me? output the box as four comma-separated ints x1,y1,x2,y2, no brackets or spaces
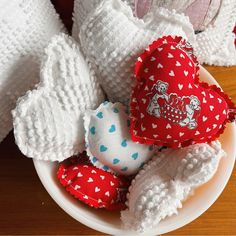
141,0,236,65
13,34,104,162
73,0,236,66
194,0,236,66
0,0,65,143
72,0,134,40
121,141,225,232
79,0,194,105
141,0,236,66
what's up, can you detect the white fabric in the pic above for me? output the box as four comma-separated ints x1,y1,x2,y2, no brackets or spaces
121,141,225,232
13,34,104,162
194,0,236,66
73,0,236,66
145,0,236,66
0,0,65,143
72,0,134,40
84,102,156,175
79,0,194,105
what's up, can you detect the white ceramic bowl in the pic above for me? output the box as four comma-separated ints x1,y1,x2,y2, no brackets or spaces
34,66,236,236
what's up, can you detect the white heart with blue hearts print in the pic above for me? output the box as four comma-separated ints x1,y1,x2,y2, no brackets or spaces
84,102,156,175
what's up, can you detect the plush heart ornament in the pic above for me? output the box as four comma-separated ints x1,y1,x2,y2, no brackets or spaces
121,141,225,232
84,102,156,175
13,34,104,161
57,163,129,210
79,0,194,105
130,35,235,148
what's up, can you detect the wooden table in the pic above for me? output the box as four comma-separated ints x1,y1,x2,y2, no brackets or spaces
0,66,235,235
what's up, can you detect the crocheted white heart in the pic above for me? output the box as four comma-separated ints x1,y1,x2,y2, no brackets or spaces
121,141,225,232
146,0,236,66
79,0,194,106
72,0,134,40
84,102,156,175
194,0,236,66
13,34,104,162
0,0,64,143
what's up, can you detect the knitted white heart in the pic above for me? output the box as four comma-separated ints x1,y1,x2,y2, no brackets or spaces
72,0,134,40
121,141,225,232
145,0,236,66
0,0,64,143
84,102,156,175
79,0,194,105
13,34,104,161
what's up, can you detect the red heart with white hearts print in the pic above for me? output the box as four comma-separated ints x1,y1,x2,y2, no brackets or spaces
57,163,129,210
130,36,235,148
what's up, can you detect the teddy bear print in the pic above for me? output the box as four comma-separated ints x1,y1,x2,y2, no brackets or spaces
147,80,169,117
147,80,201,129
179,95,201,129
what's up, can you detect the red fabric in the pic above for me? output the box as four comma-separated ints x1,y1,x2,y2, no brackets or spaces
130,36,235,148
57,163,129,210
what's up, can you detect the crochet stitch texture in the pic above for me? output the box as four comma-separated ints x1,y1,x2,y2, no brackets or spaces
121,141,224,232
73,0,236,66
0,0,65,143
13,34,104,161
79,0,194,105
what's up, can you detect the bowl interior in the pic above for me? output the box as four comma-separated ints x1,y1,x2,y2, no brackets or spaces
34,66,236,236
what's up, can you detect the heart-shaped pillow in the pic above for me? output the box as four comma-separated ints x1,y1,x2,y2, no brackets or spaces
79,0,194,105
13,34,104,161
130,36,235,148
72,0,134,40
84,102,156,175
57,162,129,210
0,0,65,143
121,140,224,232
140,0,236,66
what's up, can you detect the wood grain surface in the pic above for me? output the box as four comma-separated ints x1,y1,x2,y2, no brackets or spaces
0,65,235,236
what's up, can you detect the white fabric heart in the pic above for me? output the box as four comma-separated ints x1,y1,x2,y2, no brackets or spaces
72,0,134,40
194,0,236,66
0,0,64,143
121,141,225,232
13,34,104,161
79,0,194,105
84,102,156,175
142,0,236,66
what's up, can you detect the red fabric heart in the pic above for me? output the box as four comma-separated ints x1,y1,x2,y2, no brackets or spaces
130,36,235,148
57,163,129,210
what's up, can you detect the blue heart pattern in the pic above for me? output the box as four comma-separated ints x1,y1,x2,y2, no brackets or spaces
109,124,116,133
132,152,139,160
96,112,103,119
113,108,119,113
121,139,127,147
100,145,108,152
90,126,96,135
113,158,120,164
121,166,128,172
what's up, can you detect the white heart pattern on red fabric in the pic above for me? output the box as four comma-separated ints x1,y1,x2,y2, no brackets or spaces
57,163,130,210
130,36,235,148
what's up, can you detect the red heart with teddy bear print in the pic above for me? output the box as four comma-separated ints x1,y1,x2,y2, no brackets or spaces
130,36,235,148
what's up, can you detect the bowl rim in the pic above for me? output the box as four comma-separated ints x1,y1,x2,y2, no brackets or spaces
33,66,236,235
